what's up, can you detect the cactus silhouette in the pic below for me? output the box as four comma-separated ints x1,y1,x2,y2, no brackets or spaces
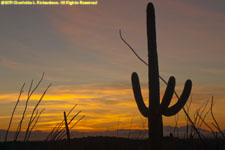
131,3,192,150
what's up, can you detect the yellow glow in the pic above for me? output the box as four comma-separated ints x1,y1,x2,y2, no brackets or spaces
0,84,225,132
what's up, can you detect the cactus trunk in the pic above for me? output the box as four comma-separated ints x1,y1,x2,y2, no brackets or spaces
147,3,163,149
149,114,163,149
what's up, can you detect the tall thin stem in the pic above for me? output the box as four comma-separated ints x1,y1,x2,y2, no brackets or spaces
4,83,25,142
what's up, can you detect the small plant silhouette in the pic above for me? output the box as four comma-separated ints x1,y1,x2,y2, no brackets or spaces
131,3,192,150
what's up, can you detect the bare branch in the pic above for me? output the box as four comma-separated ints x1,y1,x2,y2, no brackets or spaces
197,111,216,138
210,96,225,139
52,111,82,141
67,115,86,140
24,83,51,141
4,83,25,142
45,104,78,141
15,73,46,141
128,113,135,139
26,108,45,141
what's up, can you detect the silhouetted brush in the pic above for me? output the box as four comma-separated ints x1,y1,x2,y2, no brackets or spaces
55,111,81,141
15,73,45,141
45,104,77,141
60,115,85,140
4,83,25,142
131,3,192,150
24,82,51,142
27,108,45,141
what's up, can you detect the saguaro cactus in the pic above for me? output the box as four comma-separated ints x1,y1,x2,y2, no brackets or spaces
131,3,192,150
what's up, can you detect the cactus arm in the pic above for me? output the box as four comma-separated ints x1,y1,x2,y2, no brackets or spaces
163,79,192,116
159,76,175,114
131,72,149,117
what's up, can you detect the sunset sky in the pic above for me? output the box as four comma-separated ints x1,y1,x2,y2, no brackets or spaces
0,0,225,133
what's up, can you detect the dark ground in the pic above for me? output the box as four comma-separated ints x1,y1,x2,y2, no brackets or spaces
1,136,224,150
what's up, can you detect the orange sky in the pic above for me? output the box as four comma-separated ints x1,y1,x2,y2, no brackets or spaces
1,81,225,132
